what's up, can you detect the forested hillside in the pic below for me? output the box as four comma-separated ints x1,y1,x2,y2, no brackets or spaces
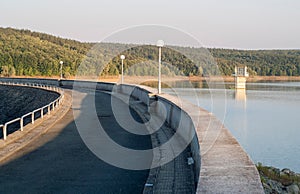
0,27,92,77
0,27,299,77
211,49,300,76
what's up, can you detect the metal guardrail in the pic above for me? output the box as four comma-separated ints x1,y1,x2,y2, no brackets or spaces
0,82,64,140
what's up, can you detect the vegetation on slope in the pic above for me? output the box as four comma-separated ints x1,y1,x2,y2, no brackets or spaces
257,163,300,194
0,27,299,78
0,27,91,77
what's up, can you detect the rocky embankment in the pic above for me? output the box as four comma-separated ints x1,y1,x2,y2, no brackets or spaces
257,163,300,194
0,85,59,124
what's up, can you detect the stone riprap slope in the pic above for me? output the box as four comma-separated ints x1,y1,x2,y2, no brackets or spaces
0,85,59,125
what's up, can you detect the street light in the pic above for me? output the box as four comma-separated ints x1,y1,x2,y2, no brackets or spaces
120,55,125,84
59,61,63,79
156,40,164,94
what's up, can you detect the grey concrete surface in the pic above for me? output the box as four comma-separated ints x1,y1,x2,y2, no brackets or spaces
0,90,152,194
196,108,264,194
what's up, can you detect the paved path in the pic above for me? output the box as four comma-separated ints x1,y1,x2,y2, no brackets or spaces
0,90,152,193
196,108,264,193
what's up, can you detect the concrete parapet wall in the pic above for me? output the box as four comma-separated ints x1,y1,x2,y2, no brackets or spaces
0,77,58,86
60,79,115,92
60,80,150,105
155,95,200,185
119,84,152,106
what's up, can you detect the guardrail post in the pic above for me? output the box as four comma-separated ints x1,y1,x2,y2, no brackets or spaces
3,125,7,140
32,112,35,124
48,105,50,115
52,102,55,111
20,118,24,131
41,109,44,119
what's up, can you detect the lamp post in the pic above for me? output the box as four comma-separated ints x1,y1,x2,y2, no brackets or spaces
120,55,125,84
59,61,63,79
156,40,164,94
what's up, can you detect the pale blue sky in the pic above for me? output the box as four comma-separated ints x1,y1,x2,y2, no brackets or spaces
1,0,300,49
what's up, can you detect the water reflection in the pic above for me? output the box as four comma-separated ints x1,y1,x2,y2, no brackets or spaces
163,81,300,172
235,89,247,101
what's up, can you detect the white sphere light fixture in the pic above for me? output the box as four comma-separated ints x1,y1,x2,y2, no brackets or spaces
156,40,164,47
120,55,125,60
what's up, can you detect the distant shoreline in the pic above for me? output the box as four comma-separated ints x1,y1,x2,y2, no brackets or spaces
189,75,300,82
5,75,300,83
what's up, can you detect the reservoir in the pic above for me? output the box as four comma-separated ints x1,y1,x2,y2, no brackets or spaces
163,81,300,172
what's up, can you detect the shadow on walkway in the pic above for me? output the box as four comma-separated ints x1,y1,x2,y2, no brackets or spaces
0,91,152,193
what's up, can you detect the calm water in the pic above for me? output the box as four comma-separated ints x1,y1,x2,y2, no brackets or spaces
163,81,300,172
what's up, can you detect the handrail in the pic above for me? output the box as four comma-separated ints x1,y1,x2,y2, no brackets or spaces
3,118,21,140
0,82,64,140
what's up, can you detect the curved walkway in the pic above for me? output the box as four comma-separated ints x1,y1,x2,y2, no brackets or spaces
0,90,151,193
0,84,265,193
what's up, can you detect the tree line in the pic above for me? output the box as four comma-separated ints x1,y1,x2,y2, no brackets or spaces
0,27,299,77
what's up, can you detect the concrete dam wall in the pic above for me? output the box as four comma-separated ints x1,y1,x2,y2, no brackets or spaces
0,78,264,193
